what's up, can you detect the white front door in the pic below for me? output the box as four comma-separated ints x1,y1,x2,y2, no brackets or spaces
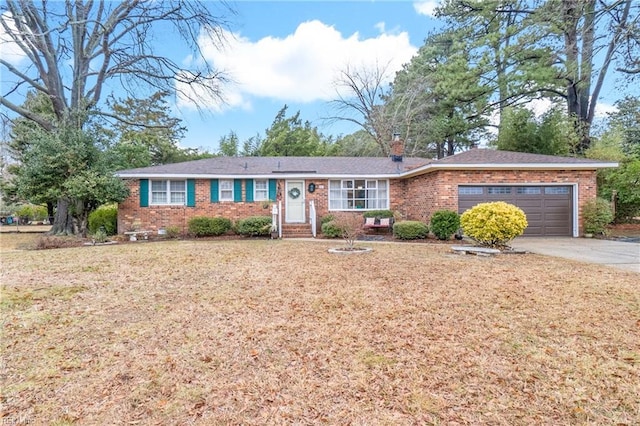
285,180,305,223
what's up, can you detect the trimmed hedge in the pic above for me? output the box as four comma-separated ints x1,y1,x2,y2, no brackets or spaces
235,216,272,236
393,220,429,240
187,216,232,237
88,205,118,235
430,210,461,240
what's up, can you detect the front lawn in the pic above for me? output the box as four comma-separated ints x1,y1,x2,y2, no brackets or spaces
1,235,638,424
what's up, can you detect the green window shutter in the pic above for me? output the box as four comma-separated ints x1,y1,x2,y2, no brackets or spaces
268,179,277,200
210,179,219,203
140,179,149,207
186,179,196,207
245,179,254,202
234,179,242,202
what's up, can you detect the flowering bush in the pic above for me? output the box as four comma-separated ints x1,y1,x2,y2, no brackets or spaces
460,202,527,247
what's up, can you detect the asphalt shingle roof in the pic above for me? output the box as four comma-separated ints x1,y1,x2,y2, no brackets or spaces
434,149,606,165
115,149,616,178
116,156,432,177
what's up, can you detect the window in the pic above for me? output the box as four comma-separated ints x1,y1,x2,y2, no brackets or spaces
219,179,233,201
458,187,483,195
150,180,186,205
488,187,511,194
328,179,388,210
545,187,570,195
517,187,541,194
254,179,268,201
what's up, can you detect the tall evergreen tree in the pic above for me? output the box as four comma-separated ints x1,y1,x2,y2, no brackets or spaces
388,30,489,158
258,106,333,157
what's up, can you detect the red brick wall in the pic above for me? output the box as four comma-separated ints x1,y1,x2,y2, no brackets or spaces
118,178,332,233
399,169,597,233
118,170,598,234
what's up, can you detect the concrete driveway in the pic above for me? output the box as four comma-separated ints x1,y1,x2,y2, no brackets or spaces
511,237,640,273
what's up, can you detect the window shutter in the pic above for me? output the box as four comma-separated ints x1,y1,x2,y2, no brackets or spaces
268,179,277,201
140,179,149,207
210,179,219,203
245,179,254,202
233,179,242,202
186,179,196,207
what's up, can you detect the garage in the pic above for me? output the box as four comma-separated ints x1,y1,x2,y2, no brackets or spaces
458,185,573,237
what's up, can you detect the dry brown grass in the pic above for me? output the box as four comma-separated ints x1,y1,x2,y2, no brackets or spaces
1,234,639,425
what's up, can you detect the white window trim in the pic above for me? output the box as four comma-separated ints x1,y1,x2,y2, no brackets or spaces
328,179,389,211
219,179,234,202
150,179,186,206
254,179,269,201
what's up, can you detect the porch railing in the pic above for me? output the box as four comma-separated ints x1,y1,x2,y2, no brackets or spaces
309,199,317,238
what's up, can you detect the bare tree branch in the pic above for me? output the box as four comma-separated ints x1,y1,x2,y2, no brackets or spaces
0,0,235,129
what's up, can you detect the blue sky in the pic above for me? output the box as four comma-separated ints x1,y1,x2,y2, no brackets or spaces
1,1,632,153
171,0,442,151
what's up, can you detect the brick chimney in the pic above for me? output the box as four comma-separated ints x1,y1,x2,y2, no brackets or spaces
390,132,404,162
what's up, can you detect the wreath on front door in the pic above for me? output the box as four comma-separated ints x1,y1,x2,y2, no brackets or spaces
288,187,301,199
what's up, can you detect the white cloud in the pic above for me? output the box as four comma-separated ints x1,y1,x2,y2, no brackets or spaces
594,102,618,117
178,20,417,112
526,98,555,118
0,12,28,66
413,1,441,17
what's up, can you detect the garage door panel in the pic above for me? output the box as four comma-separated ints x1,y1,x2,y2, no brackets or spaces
514,200,543,208
458,185,572,237
524,213,543,222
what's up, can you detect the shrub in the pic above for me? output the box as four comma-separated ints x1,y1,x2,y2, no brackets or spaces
235,216,272,236
164,226,181,239
321,214,335,225
34,235,82,250
88,205,118,235
321,220,342,238
92,228,109,243
16,204,48,222
188,216,232,237
582,198,614,235
393,220,429,240
362,210,394,218
430,210,461,240
460,201,527,247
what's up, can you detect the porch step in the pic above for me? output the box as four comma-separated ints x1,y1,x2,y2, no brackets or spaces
281,223,315,238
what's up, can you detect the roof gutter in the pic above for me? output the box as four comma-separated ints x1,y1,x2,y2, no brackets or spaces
115,172,406,179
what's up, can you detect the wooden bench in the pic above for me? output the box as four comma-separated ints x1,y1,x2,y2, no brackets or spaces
451,245,501,256
124,230,152,241
363,217,394,233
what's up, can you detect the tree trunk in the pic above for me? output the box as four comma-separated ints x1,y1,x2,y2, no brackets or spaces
48,198,76,235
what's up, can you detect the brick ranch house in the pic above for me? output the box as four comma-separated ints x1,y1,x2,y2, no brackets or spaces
115,148,617,238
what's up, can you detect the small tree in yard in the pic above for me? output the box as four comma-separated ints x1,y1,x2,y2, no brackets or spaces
332,213,365,250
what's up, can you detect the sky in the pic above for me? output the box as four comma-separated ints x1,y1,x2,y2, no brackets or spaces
172,0,442,151
0,0,632,153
